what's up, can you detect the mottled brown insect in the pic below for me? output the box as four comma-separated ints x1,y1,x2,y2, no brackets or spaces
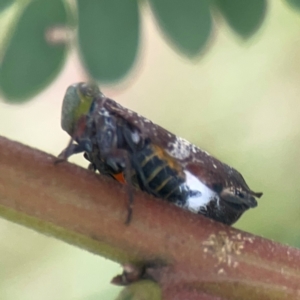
59,82,262,225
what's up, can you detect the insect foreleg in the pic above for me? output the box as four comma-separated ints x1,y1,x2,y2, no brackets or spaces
56,138,92,163
93,114,135,223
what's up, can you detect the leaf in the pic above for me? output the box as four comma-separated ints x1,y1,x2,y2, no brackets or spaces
116,281,161,300
286,0,300,10
77,0,140,82
0,0,68,102
149,0,212,57
214,0,267,38
0,0,14,12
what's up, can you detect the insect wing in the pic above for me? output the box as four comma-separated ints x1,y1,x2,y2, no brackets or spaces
101,97,261,199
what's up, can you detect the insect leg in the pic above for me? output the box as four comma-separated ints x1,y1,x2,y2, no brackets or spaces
123,152,134,225
83,152,97,171
104,149,134,224
94,115,135,223
56,138,92,164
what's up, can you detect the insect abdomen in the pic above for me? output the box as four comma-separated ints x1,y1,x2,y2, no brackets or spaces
132,143,187,204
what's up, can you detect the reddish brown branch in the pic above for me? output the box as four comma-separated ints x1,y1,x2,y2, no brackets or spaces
0,136,299,299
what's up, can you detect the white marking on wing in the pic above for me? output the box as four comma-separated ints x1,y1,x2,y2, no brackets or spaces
183,171,217,212
167,137,191,160
131,130,140,144
99,108,110,116
167,136,211,161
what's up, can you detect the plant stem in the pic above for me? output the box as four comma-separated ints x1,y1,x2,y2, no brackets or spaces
0,136,299,299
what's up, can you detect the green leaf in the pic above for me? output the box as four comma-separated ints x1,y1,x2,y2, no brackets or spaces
214,0,267,38
149,0,212,57
116,281,161,300
77,0,140,82
0,0,68,102
0,0,14,12
286,0,300,10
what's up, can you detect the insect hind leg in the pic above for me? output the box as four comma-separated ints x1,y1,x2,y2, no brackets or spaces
102,149,134,224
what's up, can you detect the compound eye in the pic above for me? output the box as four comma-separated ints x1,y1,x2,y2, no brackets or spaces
79,83,92,97
86,87,95,97
78,82,103,100
236,190,245,199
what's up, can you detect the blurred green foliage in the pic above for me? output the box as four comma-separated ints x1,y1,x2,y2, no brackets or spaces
0,0,272,102
286,0,300,10
214,0,267,37
77,0,139,82
0,0,67,102
149,0,212,56
116,281,161,300
0,0,14,12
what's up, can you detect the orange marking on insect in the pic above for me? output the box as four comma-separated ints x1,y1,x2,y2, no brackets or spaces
113,172,126,184
152,144,183,174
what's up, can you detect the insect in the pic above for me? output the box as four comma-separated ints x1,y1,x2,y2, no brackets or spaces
58,82,262,225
